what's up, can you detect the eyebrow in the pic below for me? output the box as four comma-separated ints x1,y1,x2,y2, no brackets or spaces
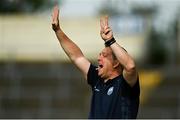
99,51,107,56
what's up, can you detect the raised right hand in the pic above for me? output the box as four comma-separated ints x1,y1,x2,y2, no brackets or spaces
52,5,60,32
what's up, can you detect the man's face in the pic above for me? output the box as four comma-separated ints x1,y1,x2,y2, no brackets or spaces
97,47,115,78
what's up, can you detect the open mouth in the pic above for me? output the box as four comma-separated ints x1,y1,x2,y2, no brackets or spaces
98,64,103,69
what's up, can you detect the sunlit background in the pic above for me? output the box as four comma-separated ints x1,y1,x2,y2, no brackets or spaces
0,0,180,118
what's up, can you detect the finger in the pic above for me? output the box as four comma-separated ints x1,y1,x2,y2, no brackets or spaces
54,5,59,20
103,16,107,27
104,28,112,35
104,25,109,30
52,6,56,22
52,5,59,24
105,16,109,27
100,17,105,30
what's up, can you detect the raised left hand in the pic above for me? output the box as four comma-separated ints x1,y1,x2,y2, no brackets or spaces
100,16,113,41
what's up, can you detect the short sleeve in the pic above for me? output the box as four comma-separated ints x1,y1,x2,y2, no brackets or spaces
121,75,140,98
87,64,99,88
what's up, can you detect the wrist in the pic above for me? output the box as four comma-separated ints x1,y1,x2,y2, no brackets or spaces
104,36,113,42
52,23,60,32
105,37,116,47
53,27,61,32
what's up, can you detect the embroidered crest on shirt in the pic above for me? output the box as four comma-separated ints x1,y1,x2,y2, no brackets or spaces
94,86,100,92
107,86,114,95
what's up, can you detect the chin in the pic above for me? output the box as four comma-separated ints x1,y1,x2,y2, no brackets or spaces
98,72,101,76
98,72,103,77
98,69,105,78
98,73,105,79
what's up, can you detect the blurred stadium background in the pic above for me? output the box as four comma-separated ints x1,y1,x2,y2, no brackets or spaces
0,0,180,118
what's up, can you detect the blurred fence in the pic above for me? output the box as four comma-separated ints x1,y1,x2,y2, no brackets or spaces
138,66,180,118
0,61,180,118
0,61,90,118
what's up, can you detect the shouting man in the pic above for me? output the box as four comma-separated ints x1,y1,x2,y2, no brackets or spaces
52,5,140,119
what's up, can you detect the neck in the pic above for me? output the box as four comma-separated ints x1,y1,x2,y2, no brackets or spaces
104,72,120,83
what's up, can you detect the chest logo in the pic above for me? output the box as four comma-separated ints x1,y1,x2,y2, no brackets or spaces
107,86,114,95
94,86,100,92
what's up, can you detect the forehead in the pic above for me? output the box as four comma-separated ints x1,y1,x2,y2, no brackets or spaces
101,47,112,54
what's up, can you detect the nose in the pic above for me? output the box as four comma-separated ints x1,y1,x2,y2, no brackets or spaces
98,54,101,62
98,55,100,62
98,54,103,62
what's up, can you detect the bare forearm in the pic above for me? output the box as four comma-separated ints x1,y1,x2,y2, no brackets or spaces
51,5,90,79
110,42,136,71
55,29,84,61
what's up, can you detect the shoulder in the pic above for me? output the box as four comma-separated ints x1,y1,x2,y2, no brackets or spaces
119,75,140,97
87,64,99,87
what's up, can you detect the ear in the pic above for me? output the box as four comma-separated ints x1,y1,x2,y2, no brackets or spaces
113,60,120,69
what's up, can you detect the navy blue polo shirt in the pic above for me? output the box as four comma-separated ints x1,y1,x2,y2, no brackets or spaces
87,64,140,119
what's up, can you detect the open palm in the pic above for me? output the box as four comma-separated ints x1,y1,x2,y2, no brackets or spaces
52,5,60,31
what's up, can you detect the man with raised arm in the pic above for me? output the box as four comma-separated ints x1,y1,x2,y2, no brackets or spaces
52,5,140,119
